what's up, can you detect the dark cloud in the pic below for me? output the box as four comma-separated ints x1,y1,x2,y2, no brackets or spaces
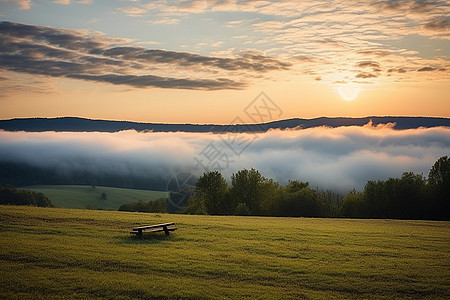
355,72,378,79
67,74,245,90
0,21,107,52
376,0,436,13
416,66,447,72
357,50,391,57
409,0,436,12
378,1,407,11
356,61,381,69
0,54,88,76
101,47,291,72
388,68,407,73
0,21,289,90
417,66,436,71
424,19,450,31
355,61,381,78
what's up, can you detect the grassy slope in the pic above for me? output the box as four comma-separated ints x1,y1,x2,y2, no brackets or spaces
0,205,449,299
22,185,168,210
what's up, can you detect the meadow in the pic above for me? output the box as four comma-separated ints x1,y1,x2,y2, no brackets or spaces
22,185,168,210
0,205,449,299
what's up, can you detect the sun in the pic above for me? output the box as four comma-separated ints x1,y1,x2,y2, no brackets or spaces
337,84,360,101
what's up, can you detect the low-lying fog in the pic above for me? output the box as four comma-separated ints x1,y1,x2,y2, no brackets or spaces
1,123,449,192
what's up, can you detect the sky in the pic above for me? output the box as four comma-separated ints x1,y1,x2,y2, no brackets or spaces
0,0,449,124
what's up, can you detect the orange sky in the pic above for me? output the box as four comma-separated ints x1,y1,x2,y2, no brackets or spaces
0,1,449,124
1,77,448,124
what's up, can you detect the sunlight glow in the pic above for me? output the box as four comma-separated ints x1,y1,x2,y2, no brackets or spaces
338,85,360,101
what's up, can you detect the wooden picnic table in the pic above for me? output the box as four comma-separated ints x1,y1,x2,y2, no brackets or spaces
130,222,177,238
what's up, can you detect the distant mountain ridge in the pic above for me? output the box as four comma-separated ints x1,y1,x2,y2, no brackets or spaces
0,116,449,133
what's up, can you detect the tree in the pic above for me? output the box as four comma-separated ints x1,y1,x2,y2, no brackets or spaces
278,182,322,217
363,180,387,218
317,189,344,218
259,179,281,216
230,168,264,215
363,172,427,219
284,180,309,194
341,189,366,218
167,188,193,213
33,191,53,207
234,203,250,216
101,192,107,200
428,156,450,219
194,171,228,215
394,172,426,219
428,156,450,188
148,198,168,213
118,198,168,213
184,194,207,215
0,185,53,207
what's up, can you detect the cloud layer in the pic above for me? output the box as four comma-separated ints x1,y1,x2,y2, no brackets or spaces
1,125,448,192
0,21,290,90
2,0,450,93
108,0,450,85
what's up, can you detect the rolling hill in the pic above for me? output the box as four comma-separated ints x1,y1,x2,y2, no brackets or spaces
22,185,168,210
1,116,449,132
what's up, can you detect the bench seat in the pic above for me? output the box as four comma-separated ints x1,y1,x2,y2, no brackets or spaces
130,227,177,234
130,222,177,237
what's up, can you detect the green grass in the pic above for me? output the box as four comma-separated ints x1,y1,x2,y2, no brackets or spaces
0,205,449,299
22,185,168,210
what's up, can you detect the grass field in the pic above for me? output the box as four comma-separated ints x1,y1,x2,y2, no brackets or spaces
22,185,168,210
0,205,449,299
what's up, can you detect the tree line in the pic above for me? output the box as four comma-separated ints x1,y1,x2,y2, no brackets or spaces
341,156,449,220
183,156,449,220
1,156,447,220
118,198,168,213
0,185,53,207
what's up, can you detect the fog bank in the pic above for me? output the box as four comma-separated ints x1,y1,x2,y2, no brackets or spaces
0,125,449,192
